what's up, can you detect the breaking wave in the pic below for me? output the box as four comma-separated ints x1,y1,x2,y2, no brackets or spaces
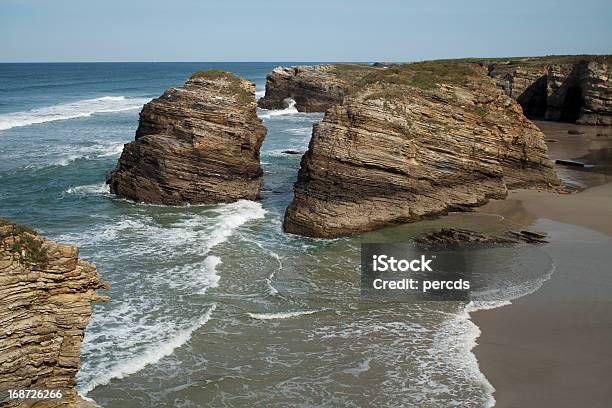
52,141,126,167
258,98,298,119
74,200,266,396
78,304,216,395
0,96,149,131
65,183,110,196
247,309,324,320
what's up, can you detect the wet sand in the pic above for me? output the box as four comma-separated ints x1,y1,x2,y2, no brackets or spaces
471,122,612,408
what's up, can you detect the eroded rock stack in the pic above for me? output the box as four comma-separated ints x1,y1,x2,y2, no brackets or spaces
271,62,558,237
0,219,108,407
484,56,612,125
107,70,267,205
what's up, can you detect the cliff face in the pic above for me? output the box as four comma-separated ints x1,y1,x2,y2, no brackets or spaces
485,56,612,126
274,62,558,237
0,219,108,407
107,71,267,205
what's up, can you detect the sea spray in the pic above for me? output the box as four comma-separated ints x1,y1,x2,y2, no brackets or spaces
258,98,298,119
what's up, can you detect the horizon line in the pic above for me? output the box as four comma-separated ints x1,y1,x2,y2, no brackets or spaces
1,53,610,65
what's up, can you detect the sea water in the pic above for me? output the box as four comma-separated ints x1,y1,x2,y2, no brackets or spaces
0,63,554,407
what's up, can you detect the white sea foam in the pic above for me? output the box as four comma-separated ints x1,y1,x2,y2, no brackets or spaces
78,304,216,395
343,357,373,377
65,183,110,196
444,259,557,408
52,141,125,166
198,256,222,294
434,305,497,408
255,90,265,100
204,200,267,251
0,96,149,131
258,98,298,119
247,309,323,320
265,252,282,296
96,141,126,157
75,200,266,395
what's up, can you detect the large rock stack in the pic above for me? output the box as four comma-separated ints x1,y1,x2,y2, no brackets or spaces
262,62,558,237
107,70,267,205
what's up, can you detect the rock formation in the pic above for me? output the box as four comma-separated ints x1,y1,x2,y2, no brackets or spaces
107,70,267,205
484,55,612,125
267,61,558,237
0,219,108,408
415,228,548,246
258,65,357,112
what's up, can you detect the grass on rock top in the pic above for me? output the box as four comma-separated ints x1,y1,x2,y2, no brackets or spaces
361,61,481,90
332,61,484,95
463,54,612,68
0,218,48,267
333,55,611,95
188,69,254,105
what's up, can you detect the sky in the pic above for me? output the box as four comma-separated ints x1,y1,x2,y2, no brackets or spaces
1,0,611,62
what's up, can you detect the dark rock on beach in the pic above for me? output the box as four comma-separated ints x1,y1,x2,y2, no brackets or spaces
415,228,548,246
555,159,587,168
107,70,267,205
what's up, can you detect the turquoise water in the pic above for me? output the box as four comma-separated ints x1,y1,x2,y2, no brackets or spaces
0,63,554,407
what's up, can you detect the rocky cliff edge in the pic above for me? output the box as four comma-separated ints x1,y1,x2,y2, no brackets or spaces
0,219,108,408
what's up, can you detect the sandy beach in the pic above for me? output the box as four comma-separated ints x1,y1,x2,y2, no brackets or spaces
472,122,612,408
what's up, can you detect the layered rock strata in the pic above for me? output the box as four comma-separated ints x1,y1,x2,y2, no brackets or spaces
107,71,267,204
484,56,612,125
0,219,108,408
272,62,558,237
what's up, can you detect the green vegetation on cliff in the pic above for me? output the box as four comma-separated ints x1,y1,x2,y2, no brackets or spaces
332,61,484,96
188,70,253,104
0,218,48,267
464,54,612,68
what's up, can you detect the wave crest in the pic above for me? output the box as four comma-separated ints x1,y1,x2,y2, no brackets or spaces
78,304,216,395
0,96,150,131
258,98,298,119
247,309,324,320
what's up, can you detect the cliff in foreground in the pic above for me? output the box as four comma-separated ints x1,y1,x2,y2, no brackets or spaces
107,70,267,205
261,62,559,237
0,219,108,408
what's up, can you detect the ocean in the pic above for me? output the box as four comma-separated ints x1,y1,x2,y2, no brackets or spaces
0,63,554,407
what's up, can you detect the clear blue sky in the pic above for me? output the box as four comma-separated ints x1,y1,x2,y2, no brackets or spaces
1,0,611,62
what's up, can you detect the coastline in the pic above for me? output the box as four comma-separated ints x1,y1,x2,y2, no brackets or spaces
471,181,612,406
